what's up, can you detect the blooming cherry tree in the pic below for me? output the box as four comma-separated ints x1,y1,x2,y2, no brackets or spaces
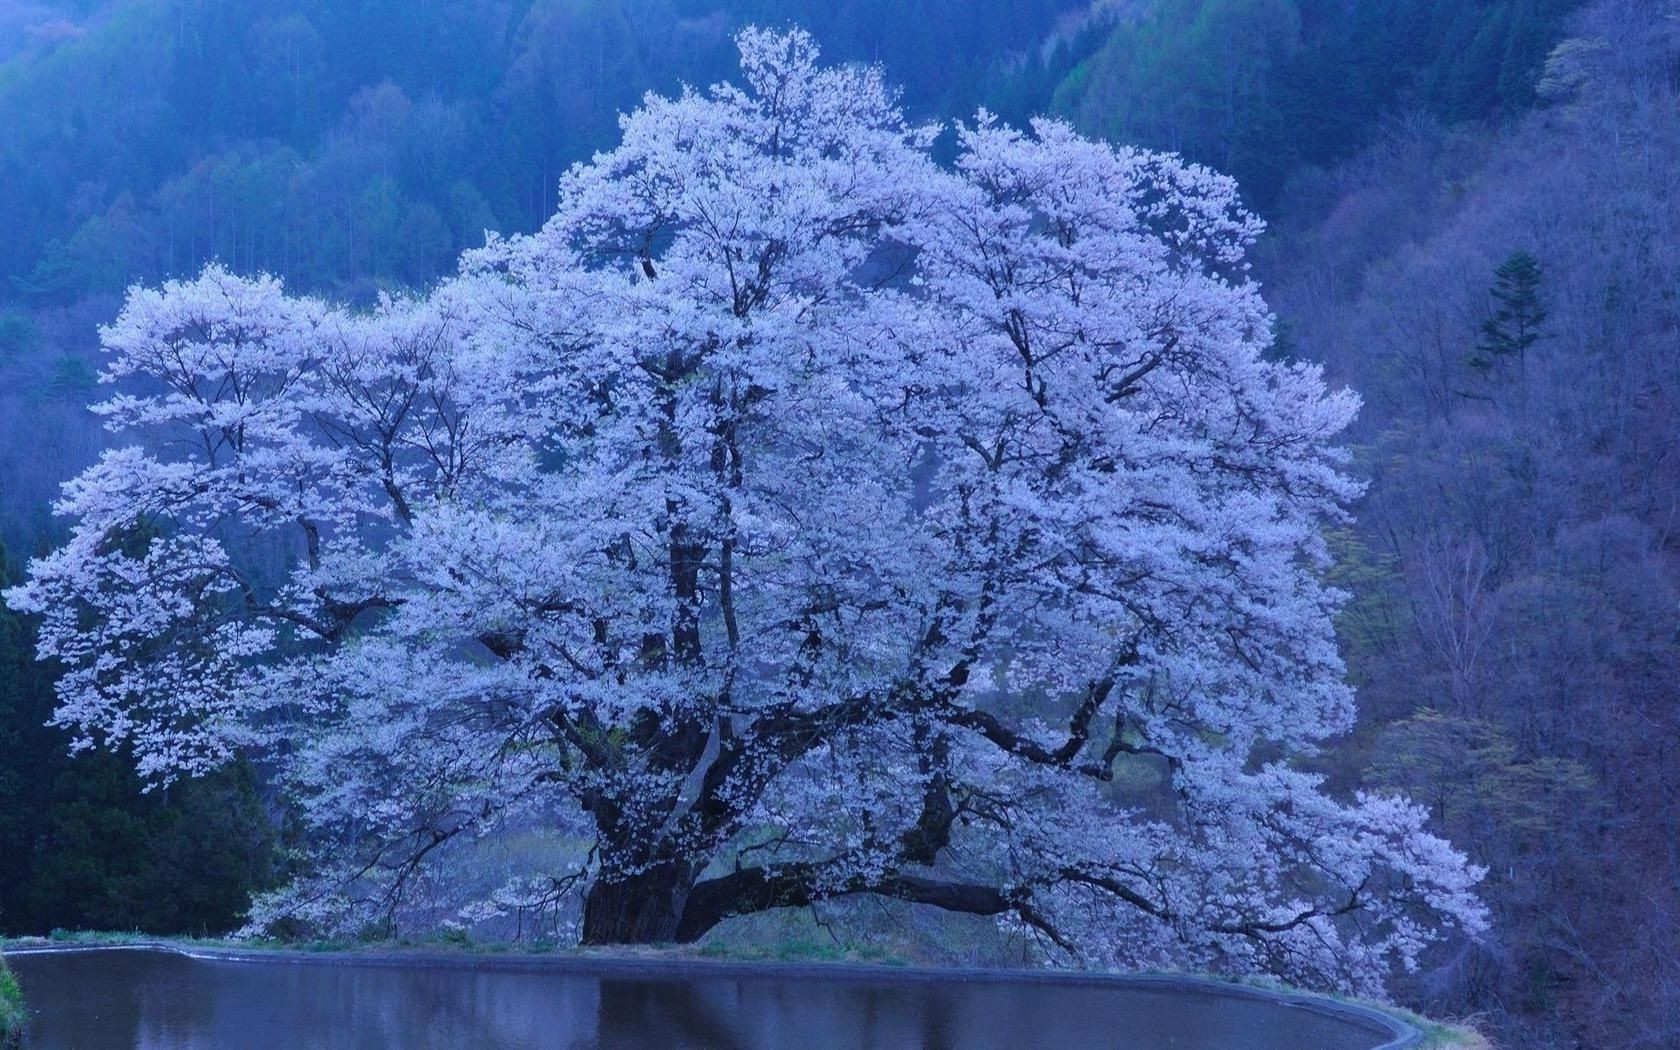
8,29,1483,993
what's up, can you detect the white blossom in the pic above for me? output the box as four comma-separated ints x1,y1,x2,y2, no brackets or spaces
6,28,1483,994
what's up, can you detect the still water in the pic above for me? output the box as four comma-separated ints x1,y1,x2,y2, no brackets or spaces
9,947,1397,1049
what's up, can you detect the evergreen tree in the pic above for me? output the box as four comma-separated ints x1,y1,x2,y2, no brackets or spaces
0,540,281,936
1473,250,1548,369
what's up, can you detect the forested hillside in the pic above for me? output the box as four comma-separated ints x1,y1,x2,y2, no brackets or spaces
0,2,1673,1047
0,0,1075,302
1262,6,1680,1045
0,0,1089,542
1051,0,1582,204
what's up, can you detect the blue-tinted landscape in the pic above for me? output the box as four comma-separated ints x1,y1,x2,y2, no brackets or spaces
0,4,1669,1048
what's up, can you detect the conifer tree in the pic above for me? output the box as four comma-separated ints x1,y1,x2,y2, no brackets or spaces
1472,249,1548,369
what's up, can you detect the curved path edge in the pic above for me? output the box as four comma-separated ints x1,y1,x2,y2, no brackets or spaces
5,940,1420,1050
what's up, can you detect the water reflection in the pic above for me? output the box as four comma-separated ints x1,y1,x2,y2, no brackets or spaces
10,948,1387,1049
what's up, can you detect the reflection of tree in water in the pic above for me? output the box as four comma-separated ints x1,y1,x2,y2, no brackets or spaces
14,952,1390,1049
597,978,745,1049
595,978,965,1050
157,956,606,1049
335,966,604,1048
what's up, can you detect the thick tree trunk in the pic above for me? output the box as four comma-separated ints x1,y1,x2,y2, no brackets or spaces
674,864,1013,943
579,851,1022,947
579,861,696,945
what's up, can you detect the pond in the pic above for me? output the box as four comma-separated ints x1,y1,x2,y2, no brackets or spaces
7,946,1413,1049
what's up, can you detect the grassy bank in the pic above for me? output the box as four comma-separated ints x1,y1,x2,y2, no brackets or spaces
1409,1013,1492,1050
0,949,23,1047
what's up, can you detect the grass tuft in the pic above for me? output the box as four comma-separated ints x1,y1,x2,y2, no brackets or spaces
0,949,24,1047
1386,1006,1492,1049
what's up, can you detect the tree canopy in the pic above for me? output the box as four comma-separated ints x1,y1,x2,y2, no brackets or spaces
7,29,1484,993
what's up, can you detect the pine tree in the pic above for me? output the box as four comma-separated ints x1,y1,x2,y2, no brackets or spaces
1473,249,1548,369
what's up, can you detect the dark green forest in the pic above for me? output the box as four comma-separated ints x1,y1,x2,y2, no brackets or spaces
2,1,1675,1047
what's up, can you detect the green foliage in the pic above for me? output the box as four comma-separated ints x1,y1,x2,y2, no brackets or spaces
0,310,33,359
16,754,281,936
1372,1004,1491,1049
0,950,20,1046
0,543,284,937
1053,0,1581,207
696,933,904,966
0,0,1086,307
1321,525,1407,694
44,355,96,399
1053,0,1305,201
1367,709,1596,852
1472,250,1548,369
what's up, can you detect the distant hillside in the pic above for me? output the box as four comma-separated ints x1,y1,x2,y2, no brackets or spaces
0,0,1086,544
0,0,1081,306
1049,0,1583,206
